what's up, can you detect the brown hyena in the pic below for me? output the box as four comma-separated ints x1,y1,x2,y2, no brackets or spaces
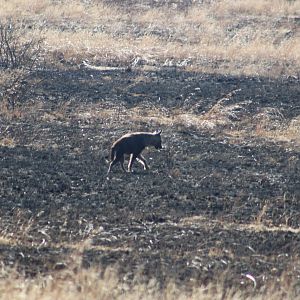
107,130,162,173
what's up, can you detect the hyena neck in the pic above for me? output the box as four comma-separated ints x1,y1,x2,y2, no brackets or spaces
143,133,156,147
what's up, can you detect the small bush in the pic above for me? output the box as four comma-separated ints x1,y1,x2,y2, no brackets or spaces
0,22,43,110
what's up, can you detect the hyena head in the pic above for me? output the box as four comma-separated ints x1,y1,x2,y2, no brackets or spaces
151,130,162,149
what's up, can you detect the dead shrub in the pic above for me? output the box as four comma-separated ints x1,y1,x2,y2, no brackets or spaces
0,22,43,110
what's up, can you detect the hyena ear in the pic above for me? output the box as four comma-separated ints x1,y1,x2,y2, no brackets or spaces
154,129,162,135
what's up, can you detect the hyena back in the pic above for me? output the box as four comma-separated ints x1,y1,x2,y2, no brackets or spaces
107,130,162,173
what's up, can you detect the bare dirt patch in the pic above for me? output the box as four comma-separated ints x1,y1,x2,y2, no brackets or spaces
0,66,299,294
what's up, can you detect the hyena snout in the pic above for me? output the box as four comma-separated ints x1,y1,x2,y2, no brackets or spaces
155,143,162,150
153,131,162,149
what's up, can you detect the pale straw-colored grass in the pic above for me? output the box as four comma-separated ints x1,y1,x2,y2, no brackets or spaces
212,0,300,16
0,265,297,300
1,0,299,76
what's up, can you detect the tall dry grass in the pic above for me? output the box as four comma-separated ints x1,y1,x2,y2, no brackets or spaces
0,0,299,76
0,265,299,300
213,0,300,16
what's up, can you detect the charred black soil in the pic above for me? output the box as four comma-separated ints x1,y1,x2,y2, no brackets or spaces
0,67,300,290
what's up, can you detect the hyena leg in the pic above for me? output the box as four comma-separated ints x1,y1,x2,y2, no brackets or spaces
137,154,149,170
128,154,137,172
107,158,118,174
107,154,125,173
119,155,126,172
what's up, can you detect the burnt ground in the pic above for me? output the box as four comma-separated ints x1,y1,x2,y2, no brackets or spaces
0,67,300,291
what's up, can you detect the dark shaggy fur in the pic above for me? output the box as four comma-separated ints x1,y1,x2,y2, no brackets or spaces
107,130,162,173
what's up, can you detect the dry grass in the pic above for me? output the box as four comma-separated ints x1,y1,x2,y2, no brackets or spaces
0,256,299,300
0,137,15,147
180,214,300,234
255,114,300,145
0,263,298,300
73,100,300,148
0,0,299,76
213,0,300,16
1,212,299,300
